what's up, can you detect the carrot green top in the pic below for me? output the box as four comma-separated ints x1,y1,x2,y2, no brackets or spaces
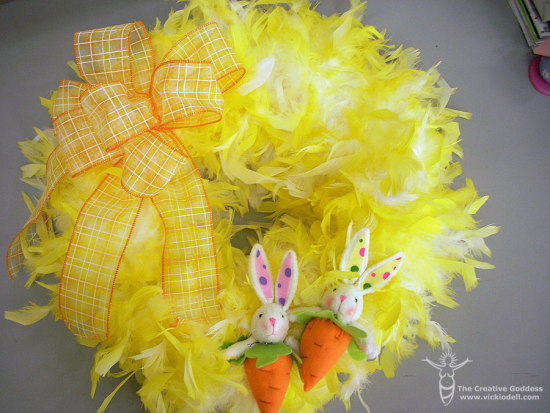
223,339,301,368
245,342,301,368
294,310,368,361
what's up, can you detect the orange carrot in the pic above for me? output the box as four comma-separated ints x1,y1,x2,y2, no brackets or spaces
244,354,293,413
300,317,352,391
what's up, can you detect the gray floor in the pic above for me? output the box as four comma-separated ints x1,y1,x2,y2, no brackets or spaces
1,1,549,412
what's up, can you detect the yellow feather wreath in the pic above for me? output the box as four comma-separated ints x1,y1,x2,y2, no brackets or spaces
6,1,497,412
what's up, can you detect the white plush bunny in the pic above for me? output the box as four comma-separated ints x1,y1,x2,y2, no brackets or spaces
294,224,405,360
224,244,300,359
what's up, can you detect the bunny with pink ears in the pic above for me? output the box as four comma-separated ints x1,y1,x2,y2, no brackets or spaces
223,244,300,359
223,245,300,413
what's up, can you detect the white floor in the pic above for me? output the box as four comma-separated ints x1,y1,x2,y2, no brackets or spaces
1,1,548,412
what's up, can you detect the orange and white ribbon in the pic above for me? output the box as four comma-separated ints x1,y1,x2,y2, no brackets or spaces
6,22,244,340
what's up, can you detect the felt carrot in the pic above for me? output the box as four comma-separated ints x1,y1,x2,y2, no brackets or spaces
244,349,293,413
300,317,351,392
293,225,405,391
296,310,366,391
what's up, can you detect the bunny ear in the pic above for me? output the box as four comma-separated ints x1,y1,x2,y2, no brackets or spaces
275,250,298,310
249,244,274,304
358,252,405,294
339,226,370,278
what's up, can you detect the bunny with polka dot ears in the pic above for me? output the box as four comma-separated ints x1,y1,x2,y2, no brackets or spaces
292,225,405,391
223,244,300,413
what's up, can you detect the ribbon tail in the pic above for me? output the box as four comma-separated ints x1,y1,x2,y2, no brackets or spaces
59,172,143,340
152,153,220,325
6,146,69,279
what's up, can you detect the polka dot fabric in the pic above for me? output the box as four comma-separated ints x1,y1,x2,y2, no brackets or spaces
275,252,298,310
252,245,274,304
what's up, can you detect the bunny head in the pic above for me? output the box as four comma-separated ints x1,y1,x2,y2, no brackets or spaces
321,284,365,325
249,244,298,344
321,226,405,325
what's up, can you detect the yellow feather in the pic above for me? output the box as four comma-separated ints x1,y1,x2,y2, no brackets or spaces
94,333,130,377
4,302,54,326
95,371,136,413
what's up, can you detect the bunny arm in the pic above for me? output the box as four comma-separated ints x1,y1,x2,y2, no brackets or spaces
350,319,380,360
283,335,300,355
288,306,323,322
223,337,257,360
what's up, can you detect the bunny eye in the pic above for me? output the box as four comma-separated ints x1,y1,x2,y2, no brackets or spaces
259,314,263,318
333,288,337,292
281,314,285,319
355,298,358,303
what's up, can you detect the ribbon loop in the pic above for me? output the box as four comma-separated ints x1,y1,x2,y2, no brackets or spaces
75,22,155,94
151,61,223,129
52,80,89,118
162,22,245,92
54,107,125,176
80,82,157,152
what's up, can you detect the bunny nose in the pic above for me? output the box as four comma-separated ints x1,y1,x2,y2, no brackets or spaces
269,317,276,327
340,295,347,303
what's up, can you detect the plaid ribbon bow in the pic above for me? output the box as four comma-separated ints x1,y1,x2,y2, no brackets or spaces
7,22,245,340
